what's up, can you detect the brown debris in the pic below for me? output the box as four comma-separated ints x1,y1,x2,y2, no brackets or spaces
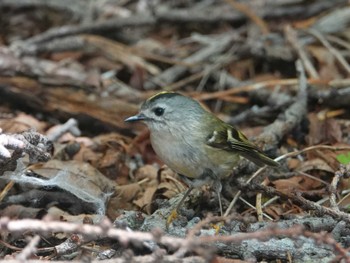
1,0,350,262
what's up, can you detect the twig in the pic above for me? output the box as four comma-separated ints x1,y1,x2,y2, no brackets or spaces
224,0,269,34
17,15,156,47
0,181,15,202
194,77,350,102
326,35,350,51
275,145,350,163
0,0,86,19
193,78,300,101
329,168,341,212
245,183,350,224
165,71,205,91
0,256,206,263
0,217,333,251
307,29,350,74
285,25,319,78
1,215,349,261
167,46,239,92
297,171,329,186
239,196,273,221
256,179,270,222
46,118,81,142
224,165,266,217
257,59,307,147
16,235,41,261
144,33,236,89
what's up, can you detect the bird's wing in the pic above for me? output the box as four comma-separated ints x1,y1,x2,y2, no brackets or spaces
206,127,279,167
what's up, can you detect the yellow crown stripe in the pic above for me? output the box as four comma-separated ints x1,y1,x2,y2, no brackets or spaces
147,91,176,102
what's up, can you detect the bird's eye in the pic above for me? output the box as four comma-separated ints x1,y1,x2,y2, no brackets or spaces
153,107,164,116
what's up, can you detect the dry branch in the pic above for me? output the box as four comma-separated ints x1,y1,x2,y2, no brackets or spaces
257,60,307,148
0,130,52,175
0,216,347,261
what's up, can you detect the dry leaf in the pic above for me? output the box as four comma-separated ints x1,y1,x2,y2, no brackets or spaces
273,174,323,195
134,164,158,182
263,204,284,219
298,158,334,174
115,183,142,203
306,113,343,146
3,160,117,215
0,205,42,219
47,206,102,224
133,185,158,214
0,113,47,133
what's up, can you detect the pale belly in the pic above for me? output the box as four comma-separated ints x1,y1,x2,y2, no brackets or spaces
150,133,238,180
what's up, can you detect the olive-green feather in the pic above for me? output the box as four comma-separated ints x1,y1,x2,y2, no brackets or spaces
206,124,279,167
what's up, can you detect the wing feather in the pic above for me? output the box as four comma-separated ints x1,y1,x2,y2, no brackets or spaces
206,127,279,167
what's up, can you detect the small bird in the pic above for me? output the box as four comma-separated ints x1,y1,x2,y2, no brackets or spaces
125,91,279,219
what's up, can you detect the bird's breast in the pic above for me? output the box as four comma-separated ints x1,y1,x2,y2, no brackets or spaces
150,130,237,180
150,131,205,178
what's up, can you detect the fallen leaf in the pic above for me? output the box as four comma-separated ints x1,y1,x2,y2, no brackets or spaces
133,185,158,214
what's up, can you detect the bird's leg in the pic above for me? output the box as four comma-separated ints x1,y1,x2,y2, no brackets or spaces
211,180,224,234
167,175,194,228
176,186,194,212
217,192,223,216
213,180,223,216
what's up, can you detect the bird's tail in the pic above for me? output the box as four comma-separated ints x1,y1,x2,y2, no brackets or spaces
240,150,279,167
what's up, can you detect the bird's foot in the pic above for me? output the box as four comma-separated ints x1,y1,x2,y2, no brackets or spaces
210,221,224,234
166,209,178,229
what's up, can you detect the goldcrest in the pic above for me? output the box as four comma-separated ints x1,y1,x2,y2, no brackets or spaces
125,92,279,216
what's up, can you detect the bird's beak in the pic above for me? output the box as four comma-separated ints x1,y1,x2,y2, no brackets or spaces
124,113,147,122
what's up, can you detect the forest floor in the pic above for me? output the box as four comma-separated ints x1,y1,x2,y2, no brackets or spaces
1,0,350,262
